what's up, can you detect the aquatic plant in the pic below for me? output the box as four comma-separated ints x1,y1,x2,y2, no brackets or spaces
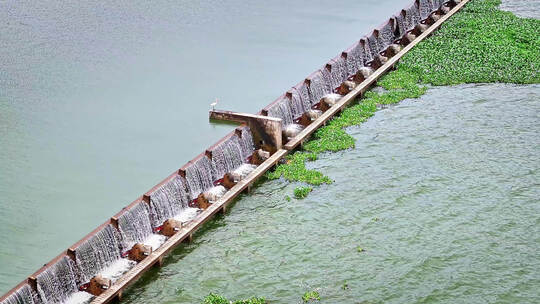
294,186,313,199
202,293,267,304
232,298,267,304
203,293,229,304
267,0,540,198
266,153,332,186
302,290,321,302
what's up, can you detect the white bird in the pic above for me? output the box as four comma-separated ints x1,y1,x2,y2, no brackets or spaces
210,98,218,111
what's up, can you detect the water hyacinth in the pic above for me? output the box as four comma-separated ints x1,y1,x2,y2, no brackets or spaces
266,0,540,198
202,293,267,304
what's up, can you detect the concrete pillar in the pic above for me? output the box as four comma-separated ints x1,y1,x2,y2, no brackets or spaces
209,110,282,153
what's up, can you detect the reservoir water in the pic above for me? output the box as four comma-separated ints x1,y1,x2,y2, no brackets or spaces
1,0,539,303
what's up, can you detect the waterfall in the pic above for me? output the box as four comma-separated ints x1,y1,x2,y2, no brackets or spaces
418,0,435,19
367,33,382,56
0,285,39,304
74,225,123,284
377,22,397,48
404,4,422,30
237,127,255,160
292,84,312,110
149,175,190,228
395,14,407,37
322,58,348,91
307,70,332,104
267,88,316,127
289,89,311,119
36,257,78,304
343,44,366,79
210,136,245,181
185,156,215,200
267,97,294,126
117,202,154,250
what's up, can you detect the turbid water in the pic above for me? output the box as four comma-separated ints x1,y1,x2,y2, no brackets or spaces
500,0,540,18
1,0,539,303
123,83,540,303
0,0,413,293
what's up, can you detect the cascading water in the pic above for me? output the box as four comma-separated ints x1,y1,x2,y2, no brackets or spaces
267,97,294,126
149,176,190,228
367,33,382,56
267,90,313,127
209,136,245,181
377,22,397,48
289,89,311,119
343,44,366,80
231,164,257,181
185,156,215,200
0,285,39,304
203,186,227,202
292,84,312,110
237,127,255,160
322,58,348,91
74,225,124,284
405,4,422,29
418,0,435,19
117,202,155,250
36,257,79,304
307,70,331,104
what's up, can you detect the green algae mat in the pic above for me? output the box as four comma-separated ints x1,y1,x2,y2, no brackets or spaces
266,0,540,198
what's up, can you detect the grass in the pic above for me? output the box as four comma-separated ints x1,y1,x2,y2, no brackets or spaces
203,293,266,304
266,0,540,198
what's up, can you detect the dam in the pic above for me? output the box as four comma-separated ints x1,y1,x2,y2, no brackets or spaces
1,0,473,303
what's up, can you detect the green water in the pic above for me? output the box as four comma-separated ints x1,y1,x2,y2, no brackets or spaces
122,83,540,303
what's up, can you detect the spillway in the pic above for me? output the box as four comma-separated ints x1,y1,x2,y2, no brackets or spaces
148,176,190,228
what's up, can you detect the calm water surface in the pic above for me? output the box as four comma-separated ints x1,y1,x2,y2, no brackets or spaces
0,0,412,294
123,83,540,303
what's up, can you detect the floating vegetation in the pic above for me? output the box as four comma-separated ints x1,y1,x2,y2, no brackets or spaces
294,186,313,199
266,153,332,186
267,0,540,198
202,293,267,304
302,290,321,302
357,246,365,253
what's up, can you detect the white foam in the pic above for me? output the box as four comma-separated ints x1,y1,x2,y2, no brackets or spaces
174,207,200,223
284,123,304,138
99,258,135,283
322,93,342,106
63,291,94,304
231,164,256,181
143,233,167,251
204,185,227,201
